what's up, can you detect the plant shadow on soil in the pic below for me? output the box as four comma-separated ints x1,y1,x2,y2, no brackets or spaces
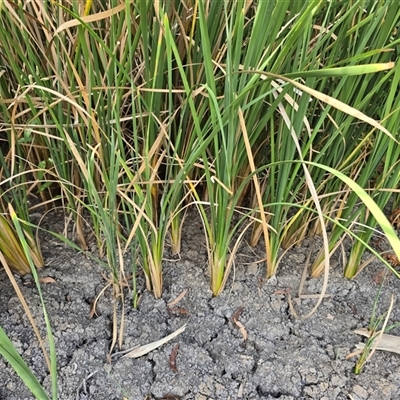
1,208,400,400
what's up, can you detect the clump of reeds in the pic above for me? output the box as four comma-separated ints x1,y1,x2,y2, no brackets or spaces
1,1,400,395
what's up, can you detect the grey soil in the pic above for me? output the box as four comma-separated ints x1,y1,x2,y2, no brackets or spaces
1,209,400,400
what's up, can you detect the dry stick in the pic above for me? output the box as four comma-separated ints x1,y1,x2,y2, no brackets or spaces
298,242,342,299
75,370,98,400
110,297,118,355
298,246,313,298
117,235,126,351
167,288,189,307
288,249,311,318
90,277,112,318
288,245,334,318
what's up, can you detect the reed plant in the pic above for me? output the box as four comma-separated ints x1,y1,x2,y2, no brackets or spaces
173,0,400,294
1,0,400,298
1,1,400,393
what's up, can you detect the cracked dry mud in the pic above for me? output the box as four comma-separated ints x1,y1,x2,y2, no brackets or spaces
1,209,400,400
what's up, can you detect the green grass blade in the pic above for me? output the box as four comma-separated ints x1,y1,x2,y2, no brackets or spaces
9,205,58,399
304,161,400,261
0,325,49,400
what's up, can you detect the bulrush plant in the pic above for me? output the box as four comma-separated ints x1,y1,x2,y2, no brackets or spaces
247,1,400,281
0,0,215,299
299,2,400,278
116,0,216,298
181,0,400,294
0,2,400,394
1,1,158,299
0,0,92,250
0,0,399,304
183,0,277,295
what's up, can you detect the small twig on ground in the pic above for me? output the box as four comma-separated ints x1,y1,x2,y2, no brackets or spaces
76,370,98,400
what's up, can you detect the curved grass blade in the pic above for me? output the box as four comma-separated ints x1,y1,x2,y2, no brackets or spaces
9,204,58,399
0,325,49,400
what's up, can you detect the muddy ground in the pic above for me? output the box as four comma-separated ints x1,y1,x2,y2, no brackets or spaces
1,209,400,400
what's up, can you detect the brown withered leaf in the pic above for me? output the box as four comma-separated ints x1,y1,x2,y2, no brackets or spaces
383,252,400,267
236,320,248,341
167,306,189,316
232,306,247,341
373,269,386,284
232,305,244,321
167,288,189,307
169,343,180,373
89,299,98,319
39,276,57,284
